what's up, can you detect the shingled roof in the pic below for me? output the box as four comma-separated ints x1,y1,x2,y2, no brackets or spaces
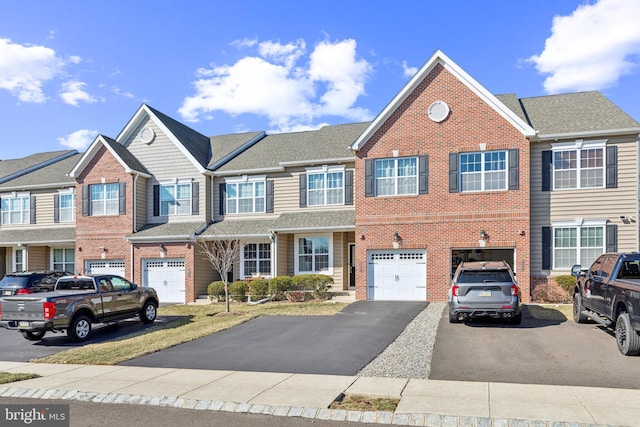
0,152,81,190
0,150,78,185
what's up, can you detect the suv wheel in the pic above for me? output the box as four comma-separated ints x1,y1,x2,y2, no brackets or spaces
616,312,640,356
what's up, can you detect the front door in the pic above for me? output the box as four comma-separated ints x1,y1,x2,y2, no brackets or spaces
349,243,355,288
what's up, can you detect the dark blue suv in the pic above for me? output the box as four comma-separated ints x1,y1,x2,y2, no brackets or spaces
0,271,71,296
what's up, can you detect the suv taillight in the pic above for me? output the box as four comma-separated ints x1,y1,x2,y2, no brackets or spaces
16,288,33,295
43,302,56,319
510,285,519,296
451,285,459,297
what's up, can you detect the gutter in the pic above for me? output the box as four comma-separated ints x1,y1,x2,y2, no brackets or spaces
532,128,640,142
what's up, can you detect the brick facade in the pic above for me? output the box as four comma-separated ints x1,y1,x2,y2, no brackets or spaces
354,64,531,302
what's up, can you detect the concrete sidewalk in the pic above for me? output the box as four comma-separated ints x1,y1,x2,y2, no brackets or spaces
0,361,638,426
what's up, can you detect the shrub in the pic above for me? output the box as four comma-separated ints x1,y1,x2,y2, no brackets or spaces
248,279,269,300
269,276,292,301
531,281,569,303
229,281,247,302
207,281,226,302
286,290,307,302
292,274,334,300
555,275,576,294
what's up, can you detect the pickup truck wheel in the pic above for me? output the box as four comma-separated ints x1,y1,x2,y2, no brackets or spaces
573,293,588,323
67,315,91,342
615,312,640,356
140,301,157,324
21,330,46,341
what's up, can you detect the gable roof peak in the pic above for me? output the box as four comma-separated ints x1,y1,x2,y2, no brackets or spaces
350,49,536,151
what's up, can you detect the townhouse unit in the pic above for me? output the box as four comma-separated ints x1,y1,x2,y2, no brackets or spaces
1,50,638,304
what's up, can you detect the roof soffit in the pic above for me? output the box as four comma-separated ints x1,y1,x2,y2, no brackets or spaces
350,50,536,151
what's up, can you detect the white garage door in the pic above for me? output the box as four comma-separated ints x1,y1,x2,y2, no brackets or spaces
367,250,426,301
86,260,126,276
143,259,186,304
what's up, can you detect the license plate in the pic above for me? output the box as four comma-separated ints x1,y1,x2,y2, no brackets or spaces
478,291,491,297
2,290,12,295
18,321,30,328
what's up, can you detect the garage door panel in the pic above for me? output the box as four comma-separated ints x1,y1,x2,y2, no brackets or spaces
86,260,125,276
143,259,185,304
367,250,426,301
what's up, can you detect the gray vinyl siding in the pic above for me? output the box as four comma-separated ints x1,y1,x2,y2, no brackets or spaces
530,135,639,274
135,176,147,231
27,246,47,270
122,118,206,224
277,233,291,277
194,247,216,298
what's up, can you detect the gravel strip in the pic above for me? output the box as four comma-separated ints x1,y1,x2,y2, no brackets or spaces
358,302,445,379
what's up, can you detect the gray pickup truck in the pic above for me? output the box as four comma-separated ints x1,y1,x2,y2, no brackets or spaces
0,274,159,342
572,252,640,355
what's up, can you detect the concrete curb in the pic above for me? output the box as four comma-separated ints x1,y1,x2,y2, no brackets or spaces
0,385,624,427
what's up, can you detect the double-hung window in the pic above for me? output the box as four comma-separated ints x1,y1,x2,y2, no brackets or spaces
53,248,75,273
375,157,417,196
242,243,271,277
307,167,344,206
58,192,75,222
295,234,332,274
553,221,605,269
161,182,192,216
90,183,119,215
226,177,265,214
1,194,30,224
553,141,605,190
460,150,507,192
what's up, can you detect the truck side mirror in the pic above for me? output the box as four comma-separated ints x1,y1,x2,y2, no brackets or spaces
571,265,583,277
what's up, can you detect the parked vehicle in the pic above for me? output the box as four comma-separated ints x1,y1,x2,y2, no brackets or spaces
448,260,521,324
572,252,640,355
0,271,71,296
0,274,158,342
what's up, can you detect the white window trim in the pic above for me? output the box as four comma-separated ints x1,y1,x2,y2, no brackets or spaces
13,246,26,272
551,139,607,191
294,233,333,275
459,150,508,193
551,218,607,270
306,165,346,206
159,178,194,216
1,191,30,225
240,242,272,278
57,188,76,223
224,175,267,215
374,157,419,196
90,183,119,216
50,247,76,273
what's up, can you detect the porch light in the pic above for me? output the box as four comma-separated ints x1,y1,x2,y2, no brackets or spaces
393,232,400,242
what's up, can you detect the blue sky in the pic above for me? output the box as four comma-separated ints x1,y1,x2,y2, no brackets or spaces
1,0,639,160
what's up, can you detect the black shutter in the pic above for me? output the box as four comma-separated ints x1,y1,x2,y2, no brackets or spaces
53,194,60,223
118,182,126,215
606,146,618,188
418,155,428,194
508,149,519,190
219,183,226,215
192,182,199,215
153,185,160,216
542,226,552,270
266,180,274,213
448,153,459,193
345,170,354,205
606,224,618,253
299,174,307,208
364,159,374,197
82,185,89,216
30,195,36,224
542,150,552,191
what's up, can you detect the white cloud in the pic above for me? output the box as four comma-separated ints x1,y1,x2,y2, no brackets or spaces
0,38,65,103
529,0,640,93
402,61,418,78
179,38,374,131
60,81,96,106
57,129,98,150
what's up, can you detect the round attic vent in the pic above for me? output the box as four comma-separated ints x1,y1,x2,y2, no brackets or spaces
139,127,155,144
428,100,450,122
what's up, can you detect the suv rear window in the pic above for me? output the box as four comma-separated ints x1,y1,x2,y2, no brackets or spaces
0,276,29,287
457,270,514,283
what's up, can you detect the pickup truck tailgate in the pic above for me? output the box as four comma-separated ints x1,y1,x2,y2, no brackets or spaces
0,296,47,321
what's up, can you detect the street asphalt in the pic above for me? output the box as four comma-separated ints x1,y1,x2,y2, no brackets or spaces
121,301,428,375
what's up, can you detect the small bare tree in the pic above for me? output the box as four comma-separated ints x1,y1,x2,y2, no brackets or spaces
197,232,241,313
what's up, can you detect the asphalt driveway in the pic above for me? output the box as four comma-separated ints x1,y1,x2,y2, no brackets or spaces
429,305,640,389
121,301,428,375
